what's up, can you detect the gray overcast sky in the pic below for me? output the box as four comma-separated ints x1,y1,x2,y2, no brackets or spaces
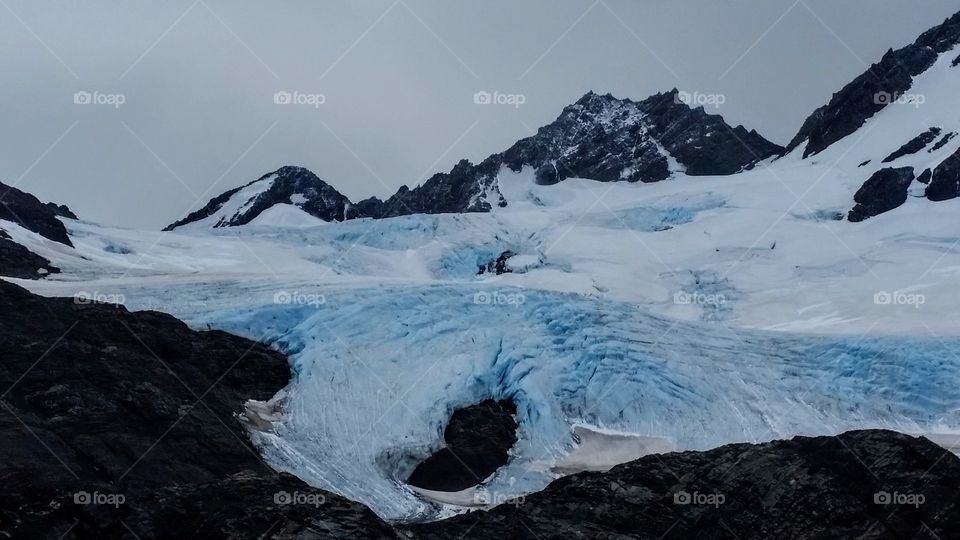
1,1,957,229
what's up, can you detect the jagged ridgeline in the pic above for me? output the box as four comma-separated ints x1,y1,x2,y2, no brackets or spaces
164,90,782,230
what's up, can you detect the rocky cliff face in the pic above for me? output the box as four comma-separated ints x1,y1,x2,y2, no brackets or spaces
785,12,960,157
166,91,782,230
0,181,73,246
499,90,781,186
0,181,75,279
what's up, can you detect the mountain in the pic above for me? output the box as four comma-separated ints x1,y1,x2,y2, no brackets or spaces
0,181,75,278
163,166,353,230
165,90,782,229
785,12,960,158
776,12,960,221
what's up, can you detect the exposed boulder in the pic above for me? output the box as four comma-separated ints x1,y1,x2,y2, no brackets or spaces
926,146,960,201
407,400,518,493
848,167,915,222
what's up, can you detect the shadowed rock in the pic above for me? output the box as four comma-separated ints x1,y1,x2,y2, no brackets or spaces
0,280,396,539
848,167,915,222
407,400,518,492
404,430,960,540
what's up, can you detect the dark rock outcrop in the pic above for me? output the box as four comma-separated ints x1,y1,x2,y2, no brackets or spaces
407,400,517,493
930,131,957,153
0,280,396,539
404,430,960,540
848,167,915,222
0,181,73,246
0,230,59,278
918,168,933,184
45,202,78,220
167,91,781,229
925,146,960,201
785,12,960,157
0,182,74,279
882,127,941,162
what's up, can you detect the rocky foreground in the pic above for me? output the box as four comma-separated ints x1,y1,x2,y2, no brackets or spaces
1,281,959,539
0,280,395,539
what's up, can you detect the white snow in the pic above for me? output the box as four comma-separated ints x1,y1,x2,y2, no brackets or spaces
248,204,326,228
552,425,673,474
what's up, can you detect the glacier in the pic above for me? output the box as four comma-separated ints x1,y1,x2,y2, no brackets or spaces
8,42,960,521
